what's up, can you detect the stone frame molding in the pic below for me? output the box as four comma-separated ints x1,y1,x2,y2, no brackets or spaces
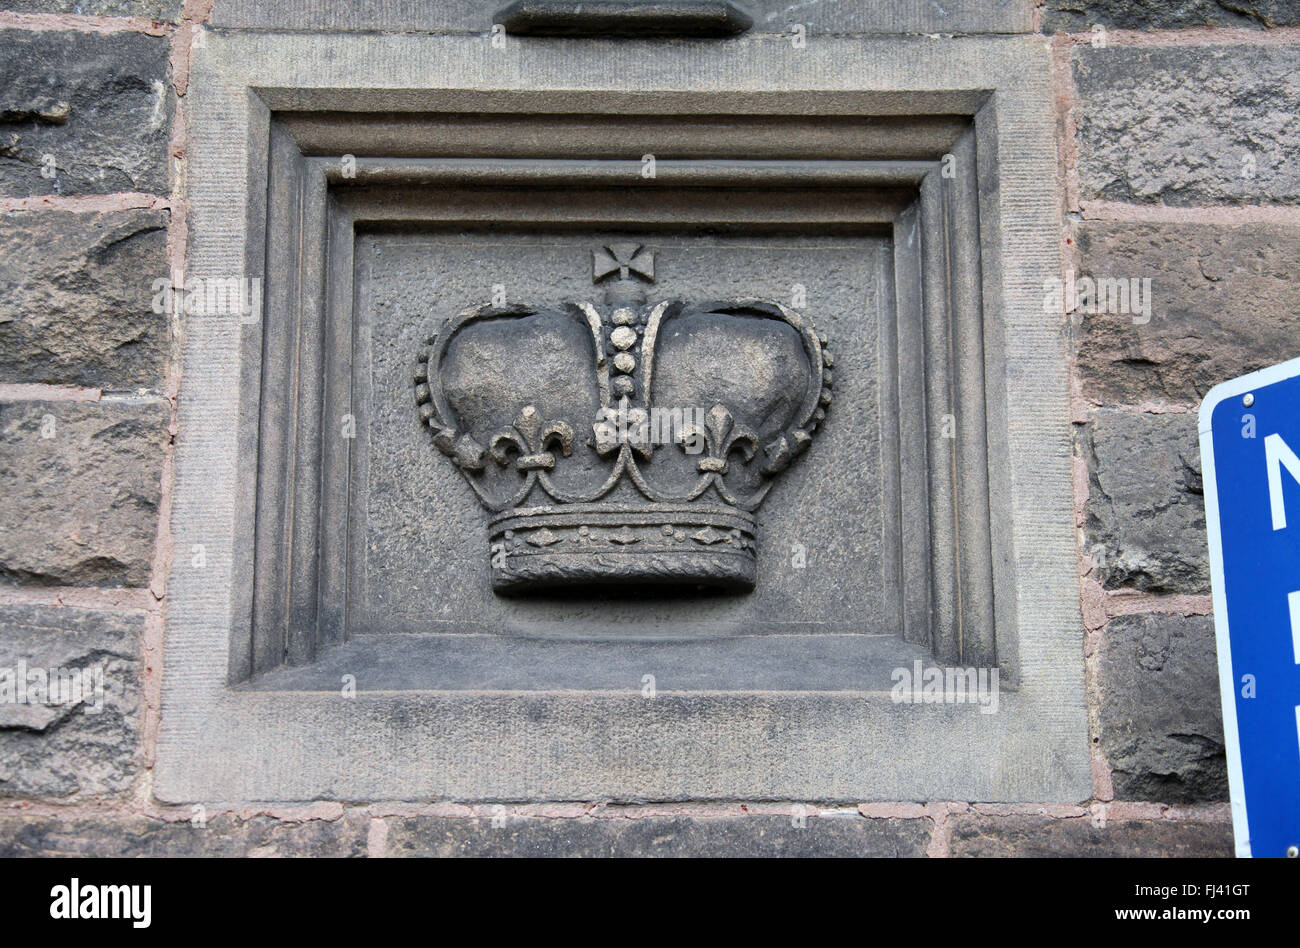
156,30,1089,803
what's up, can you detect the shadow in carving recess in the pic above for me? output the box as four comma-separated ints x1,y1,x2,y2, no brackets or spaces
493,0,754,37
244,632,930,692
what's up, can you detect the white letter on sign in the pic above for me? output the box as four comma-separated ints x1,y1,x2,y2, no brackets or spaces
1291,590,1300,664
1265,434,1300,530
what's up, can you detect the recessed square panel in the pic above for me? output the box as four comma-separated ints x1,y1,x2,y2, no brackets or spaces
349,231,891,638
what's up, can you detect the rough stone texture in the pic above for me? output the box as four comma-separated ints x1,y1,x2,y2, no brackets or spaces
1097,613,1227,803
0,29,172,197
385,814,932,857
1045,0,1300,31
0,0,180,17
0,812,370,856
0,399,169,586
0,209,170,390
950,815,1232,856
0,604,143,800
1082,410,1208,593
1073,223,1300,404
1073,45,1300,205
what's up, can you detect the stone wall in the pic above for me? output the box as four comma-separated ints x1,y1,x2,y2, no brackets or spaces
2,0,1292,856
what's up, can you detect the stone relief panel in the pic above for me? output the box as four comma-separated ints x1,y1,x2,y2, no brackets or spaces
156,33,1091,803
352,232,889,637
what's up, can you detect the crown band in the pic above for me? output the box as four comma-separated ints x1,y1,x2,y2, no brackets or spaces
488,504,757,592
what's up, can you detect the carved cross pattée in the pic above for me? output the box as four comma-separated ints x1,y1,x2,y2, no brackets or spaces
592,243,655,285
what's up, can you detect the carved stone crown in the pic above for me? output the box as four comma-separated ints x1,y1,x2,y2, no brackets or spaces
413,243,833,592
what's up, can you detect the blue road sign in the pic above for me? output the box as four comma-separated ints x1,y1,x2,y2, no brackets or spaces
1201,356,1300,858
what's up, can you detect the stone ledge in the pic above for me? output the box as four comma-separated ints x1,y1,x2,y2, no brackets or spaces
207,0,1034,35
155,690,1092,804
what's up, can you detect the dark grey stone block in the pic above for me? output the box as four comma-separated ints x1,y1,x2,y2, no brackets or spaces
0,604,143,800
1073,223,1300,404
1082,410,1208,593
386,814,931,857
0,812,370,856
0,29,172,197
1073,45,1300,205
1045,0,1300,31
1098,613,1227,803
0,209,170,389
950,814,1232,857
0,0,181,17
0,399,169,587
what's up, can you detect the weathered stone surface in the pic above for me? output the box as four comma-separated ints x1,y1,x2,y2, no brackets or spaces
0,604,143,800
1082,410,1208,593
0,399,169,586
1073,223,1300,403
0,0,180,18
209,0,1032,34
1045,0,1300,31
0,209,170,389
1098,613,1227,803
0,812,370,856
385,814,931,857
1073,45,1300,205
0,30,171,196
359,234,893,637
950,815,1232,857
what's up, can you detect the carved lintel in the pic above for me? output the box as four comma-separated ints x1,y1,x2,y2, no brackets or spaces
494,1,753,38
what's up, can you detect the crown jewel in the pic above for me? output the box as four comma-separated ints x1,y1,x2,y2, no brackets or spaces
413,244,833,592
